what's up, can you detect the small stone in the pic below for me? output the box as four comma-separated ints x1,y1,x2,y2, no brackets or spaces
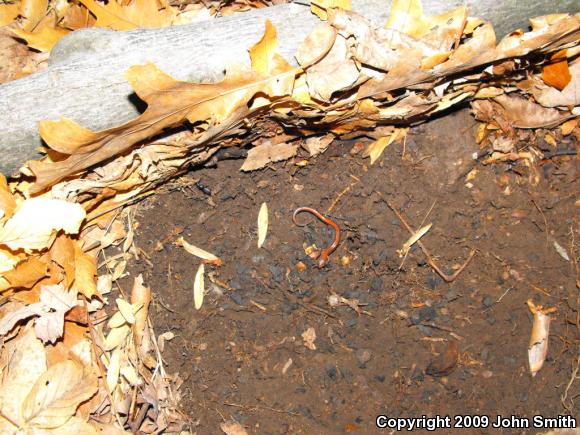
346,318,358,328
485,315,496,325
481,370,493,379
370,276,383,292
372,250,387,267
419,306,437,322
426,275,443,289
482,295,494,308
268,265,284,283
356,349,372,365
229,292,243,305
444,289,459,302
251,255,265,264
326,364,338,380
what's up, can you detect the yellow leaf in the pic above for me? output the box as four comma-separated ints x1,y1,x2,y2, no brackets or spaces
311,0,351,21
385,0,466,41
107,311,126,329
116,297,135,324
20,360,98,429
257,202,268,249
398,223,432,257
0,248,20,274
0,174,17,222
78,0,176,30
193,263,204,310
74,241,98,298
20,0,48,31
106,348,121,393
104,324,130,350
30,62,297,192
1,256,48,290
249,19,277,75
131,274,150,348
367,136,395,165
11,18,69,52
0,2,20,26
0,198,85,251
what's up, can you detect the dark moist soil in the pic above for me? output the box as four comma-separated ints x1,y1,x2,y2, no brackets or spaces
124,109,579,434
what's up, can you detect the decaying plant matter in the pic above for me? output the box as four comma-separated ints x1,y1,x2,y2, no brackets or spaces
0,0,578,432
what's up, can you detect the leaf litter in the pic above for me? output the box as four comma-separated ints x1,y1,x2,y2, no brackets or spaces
0,0,578,432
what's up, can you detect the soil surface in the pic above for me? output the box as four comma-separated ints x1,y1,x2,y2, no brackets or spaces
123,109,579,434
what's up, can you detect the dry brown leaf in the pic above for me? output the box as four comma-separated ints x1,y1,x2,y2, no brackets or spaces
527,300,556,377
0,327,47,426
0,174,17,221
221,421,249,435
11,13,70,52
473,94,574,130
19,0,48,31
311,0,351,21
302,327,317,350
78,0,177,30
240,141,298,171
73,241,98,299
303,134,334,156
21,359,98,429
0,2,20,26
49,235,75,289
0,198,85,251
249,19,278,75
30,59,297,192
560,118,578,135
1,256,48,290
385,0,466,42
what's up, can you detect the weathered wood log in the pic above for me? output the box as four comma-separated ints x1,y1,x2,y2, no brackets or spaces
0,0,577,175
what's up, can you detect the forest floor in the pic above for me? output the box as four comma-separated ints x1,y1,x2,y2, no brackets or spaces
121,108,579,434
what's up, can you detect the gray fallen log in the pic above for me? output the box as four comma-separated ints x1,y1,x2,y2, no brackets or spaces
0,0,577,175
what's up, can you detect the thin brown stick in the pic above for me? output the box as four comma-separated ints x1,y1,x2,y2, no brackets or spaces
382,195,475,283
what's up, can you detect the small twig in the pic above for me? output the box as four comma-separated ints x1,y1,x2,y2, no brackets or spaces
326,174,361,214
561,355,579,414
223,401,300,416
128,402,151,434
530,196,549,245
381,194,475,283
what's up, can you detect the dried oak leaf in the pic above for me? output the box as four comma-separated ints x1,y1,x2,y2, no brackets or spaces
29,30,297,192
1,256,49,290
78,0,177,30
474,94,574,129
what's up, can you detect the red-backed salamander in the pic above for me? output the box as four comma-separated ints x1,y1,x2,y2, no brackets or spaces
292,207,341,268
